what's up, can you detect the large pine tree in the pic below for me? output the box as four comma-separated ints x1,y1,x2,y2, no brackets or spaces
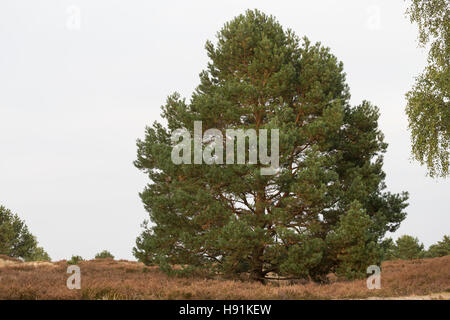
133,10,408,281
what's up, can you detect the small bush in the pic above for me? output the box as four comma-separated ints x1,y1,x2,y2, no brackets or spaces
95,250,114,260
67,255,84,265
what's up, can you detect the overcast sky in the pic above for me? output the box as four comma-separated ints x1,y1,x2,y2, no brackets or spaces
1,0,448,261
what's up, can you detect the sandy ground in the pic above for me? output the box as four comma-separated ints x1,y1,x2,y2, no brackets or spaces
365,292,450,300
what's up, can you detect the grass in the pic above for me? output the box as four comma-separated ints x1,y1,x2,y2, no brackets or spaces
0,255,449,300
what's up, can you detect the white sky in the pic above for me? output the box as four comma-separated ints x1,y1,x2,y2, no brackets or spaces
0,0,448,261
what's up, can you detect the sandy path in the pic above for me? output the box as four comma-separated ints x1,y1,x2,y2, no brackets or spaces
366,292,450,300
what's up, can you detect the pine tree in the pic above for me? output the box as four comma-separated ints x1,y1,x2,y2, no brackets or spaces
28,246,51,262
326,201,382,280
426,235,450,257
380,237,397,261
133,10,408,281
393,235,425,260
0,205,50,261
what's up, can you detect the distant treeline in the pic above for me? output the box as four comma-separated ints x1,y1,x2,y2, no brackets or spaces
1,204,448,265
382,234,450,261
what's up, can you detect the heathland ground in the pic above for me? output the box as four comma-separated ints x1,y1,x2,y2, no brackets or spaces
0,254,449,300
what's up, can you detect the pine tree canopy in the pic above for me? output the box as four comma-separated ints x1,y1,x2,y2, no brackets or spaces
392,235,425,260
133,10,408,281
0,205,50,262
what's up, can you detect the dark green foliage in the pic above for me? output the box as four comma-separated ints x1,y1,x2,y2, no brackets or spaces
405,0,449,177
67,255,84,265
426,235,450,257
27,246,51,262
382,235,450,261
325,201,382,280
133,10,408,281
0,205,50,261
392,235,425,260
380,237,397,261
95,250,114,259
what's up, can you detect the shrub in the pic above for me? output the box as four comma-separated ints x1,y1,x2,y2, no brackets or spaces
67,255,84,265
95,250,114,259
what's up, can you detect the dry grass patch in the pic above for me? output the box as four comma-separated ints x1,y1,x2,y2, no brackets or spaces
0,256,448,300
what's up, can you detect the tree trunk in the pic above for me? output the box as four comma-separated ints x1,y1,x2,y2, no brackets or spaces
250,246,265,283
